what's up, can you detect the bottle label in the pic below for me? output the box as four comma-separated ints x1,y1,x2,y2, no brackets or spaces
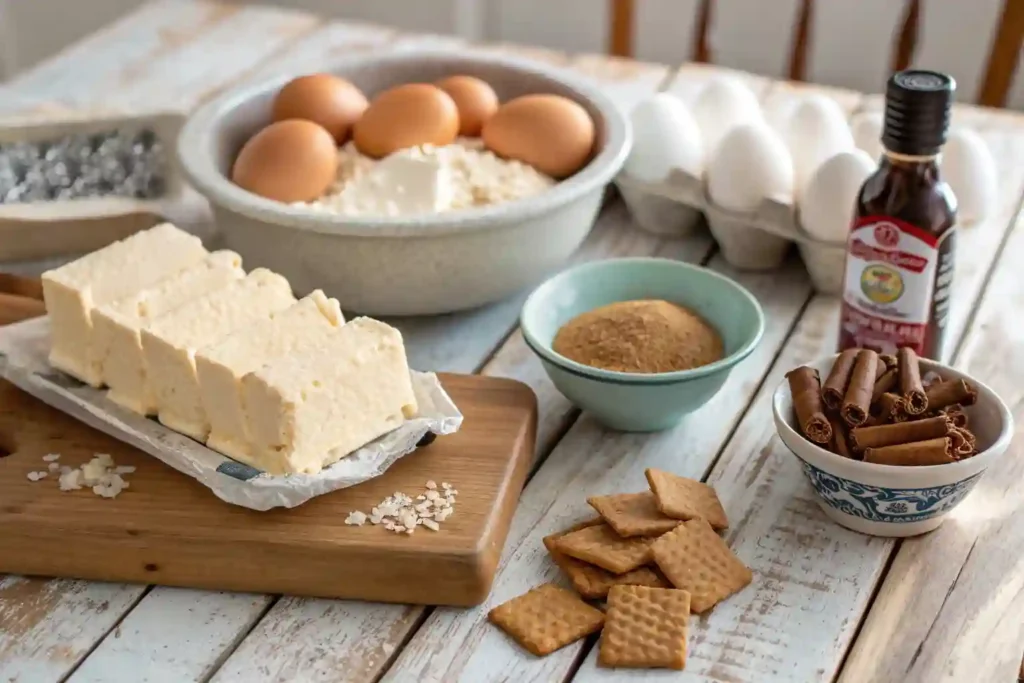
838,215,953,357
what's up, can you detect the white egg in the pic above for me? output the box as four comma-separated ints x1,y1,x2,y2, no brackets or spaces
783,95,854,199
623,93,704,182
707,122,794,214
691,76,762,157
942,127,998,225
850,111,885,161
799,149,876,242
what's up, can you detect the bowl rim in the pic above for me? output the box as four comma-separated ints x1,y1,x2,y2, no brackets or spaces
519,257,766,385
176,48,632,238
773,353,1015,477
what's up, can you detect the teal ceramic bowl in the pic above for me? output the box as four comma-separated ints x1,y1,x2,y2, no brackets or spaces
520,257,765,431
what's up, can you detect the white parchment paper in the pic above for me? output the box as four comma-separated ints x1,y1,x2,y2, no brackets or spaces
0,317,463,510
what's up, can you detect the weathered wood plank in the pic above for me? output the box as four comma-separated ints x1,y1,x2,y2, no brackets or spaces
804,0,907,94
707,0,803,79
913,0,1004,104
572,110,1024,682
837,209,1024,683
486,0,608,55
202,207,713,683
7,0,321,113
67,588,270,683
380,258,811,682
0,576,146,682
632,0,704,66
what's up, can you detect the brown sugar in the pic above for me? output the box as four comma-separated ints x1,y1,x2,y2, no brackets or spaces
551,299,723,374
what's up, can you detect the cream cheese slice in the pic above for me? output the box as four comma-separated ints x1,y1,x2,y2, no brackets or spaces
195,290,344,463
91,250,245,415
42,223,208,386
241,317,418,475
141,268,295,440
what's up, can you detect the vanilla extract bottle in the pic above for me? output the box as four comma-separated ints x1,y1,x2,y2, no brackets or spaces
837,70,957,361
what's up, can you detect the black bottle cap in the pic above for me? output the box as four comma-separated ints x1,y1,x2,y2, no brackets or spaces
881,70,955,156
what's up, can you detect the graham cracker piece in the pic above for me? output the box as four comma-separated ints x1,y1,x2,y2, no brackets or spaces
587,492,681,537
645,468,729,530
650,519,752,613
552,523,653,574
599,585,691,670
487,583,605,656
543,531,669,600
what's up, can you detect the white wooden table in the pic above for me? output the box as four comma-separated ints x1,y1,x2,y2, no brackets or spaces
2,2,1024,682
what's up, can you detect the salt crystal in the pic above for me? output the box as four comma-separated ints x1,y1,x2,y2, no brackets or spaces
426,480,437,490
59,469,84,491
42,453,61,462
47,463,59,472
345,511,367,526
422,519,440,531
114,466,137,475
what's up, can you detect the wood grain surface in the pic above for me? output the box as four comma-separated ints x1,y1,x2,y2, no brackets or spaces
1,2,1024,681
0,372,536,607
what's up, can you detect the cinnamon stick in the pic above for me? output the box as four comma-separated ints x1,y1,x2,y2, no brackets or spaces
948,429,973,458
863,437,955,466
850,416,951,452
822,349,859,411
827,414,853,459
942,405,969,429
786,366,832,444
872,368,898,402
926,379,977,411
841,350,878,427
874,392,904,424
879,353,897,371
898,347,928,415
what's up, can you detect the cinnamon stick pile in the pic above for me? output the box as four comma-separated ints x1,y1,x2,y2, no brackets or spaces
786,348,978,466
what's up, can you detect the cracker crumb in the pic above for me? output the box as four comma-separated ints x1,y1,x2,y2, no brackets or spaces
26,471,46,482
422,519,440,531
47,462,60,472
426,480,437,490
42,453,61,462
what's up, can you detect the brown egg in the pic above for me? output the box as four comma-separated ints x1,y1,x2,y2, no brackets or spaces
272,73,368,143
231,120,339,203
435,75,499,137
482,94,595,178
353,83,459,158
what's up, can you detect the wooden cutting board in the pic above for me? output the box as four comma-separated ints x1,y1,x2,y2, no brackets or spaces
0,277,537,606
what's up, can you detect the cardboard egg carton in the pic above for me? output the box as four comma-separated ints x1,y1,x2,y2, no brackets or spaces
615,168,845,294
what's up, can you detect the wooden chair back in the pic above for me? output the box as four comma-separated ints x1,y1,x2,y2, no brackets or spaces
608,0,1023,108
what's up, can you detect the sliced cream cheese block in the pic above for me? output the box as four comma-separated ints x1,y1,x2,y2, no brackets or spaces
195,290,344,463
141,268,295,440
242,317,418,475
91,251,245,415
42,223,207,386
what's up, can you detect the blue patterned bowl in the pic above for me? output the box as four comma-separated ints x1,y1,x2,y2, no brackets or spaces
773,354,1013,537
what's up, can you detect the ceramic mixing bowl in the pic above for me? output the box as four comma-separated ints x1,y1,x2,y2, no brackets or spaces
773,354,1013,537
520,257,765,431
178,49,630,316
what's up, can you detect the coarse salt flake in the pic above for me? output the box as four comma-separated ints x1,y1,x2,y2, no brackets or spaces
345,511,368,526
